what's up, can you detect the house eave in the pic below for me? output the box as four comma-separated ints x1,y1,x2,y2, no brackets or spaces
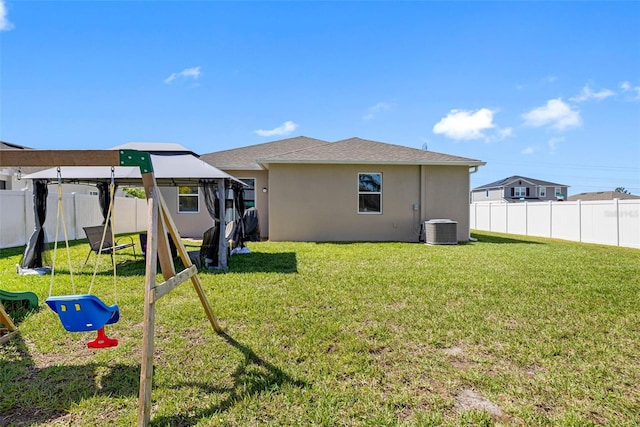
257,159,486,168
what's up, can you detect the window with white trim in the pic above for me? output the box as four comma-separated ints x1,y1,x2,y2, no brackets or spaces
178,186,199,213
539,187,546,197
358,173,382,214
514,187,527,197
555,187,562,197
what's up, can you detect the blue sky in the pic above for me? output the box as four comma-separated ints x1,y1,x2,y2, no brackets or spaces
1,1,639,195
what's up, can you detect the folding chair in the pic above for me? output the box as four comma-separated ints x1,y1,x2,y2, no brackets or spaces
83,225,136,265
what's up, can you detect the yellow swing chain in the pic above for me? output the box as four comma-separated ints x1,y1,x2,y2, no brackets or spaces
48,168,76,297
88,168,117,304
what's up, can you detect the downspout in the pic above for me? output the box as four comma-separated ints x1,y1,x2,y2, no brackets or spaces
468,166,479,241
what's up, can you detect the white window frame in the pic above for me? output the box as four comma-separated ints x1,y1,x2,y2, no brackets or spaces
358,172,382,214
177,186,200,213
555,187,562,197
539,187,546,197
514,187,527,198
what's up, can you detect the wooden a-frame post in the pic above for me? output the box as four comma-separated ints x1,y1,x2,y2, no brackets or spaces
0,149,224,426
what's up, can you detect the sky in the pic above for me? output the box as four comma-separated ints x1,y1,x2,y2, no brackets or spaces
1,1,639,195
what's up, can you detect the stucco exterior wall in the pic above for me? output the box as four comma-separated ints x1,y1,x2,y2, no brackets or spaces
267,163,471,242
159,187,215,239
423,166,471,242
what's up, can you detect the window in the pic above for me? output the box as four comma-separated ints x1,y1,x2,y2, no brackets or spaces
358,173,382,214
240,178,256,209
555,187,562,196
485,190,489,197
514,187,527,198
178,186,199,213
539,187,546,197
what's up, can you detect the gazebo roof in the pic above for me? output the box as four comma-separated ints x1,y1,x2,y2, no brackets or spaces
23,142,243,186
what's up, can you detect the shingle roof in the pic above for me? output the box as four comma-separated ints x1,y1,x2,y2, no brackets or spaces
201,136,484,169
567,191,640,201
200,136,329,170
474,175,568,190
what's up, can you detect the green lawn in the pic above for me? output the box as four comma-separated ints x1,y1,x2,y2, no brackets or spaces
1,232,639,426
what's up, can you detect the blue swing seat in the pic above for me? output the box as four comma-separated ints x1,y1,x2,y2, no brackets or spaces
45,294,120,332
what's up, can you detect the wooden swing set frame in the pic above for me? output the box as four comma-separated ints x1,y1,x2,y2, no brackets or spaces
0,148,224,426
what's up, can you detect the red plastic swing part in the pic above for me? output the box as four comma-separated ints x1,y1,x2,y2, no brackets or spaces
87,326,118,348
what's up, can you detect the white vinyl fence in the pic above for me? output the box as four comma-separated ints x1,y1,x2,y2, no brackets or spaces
0,190,147,249
470,199,640,249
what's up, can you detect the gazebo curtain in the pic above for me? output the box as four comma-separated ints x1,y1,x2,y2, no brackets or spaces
20,179,50,268
96,181,117,225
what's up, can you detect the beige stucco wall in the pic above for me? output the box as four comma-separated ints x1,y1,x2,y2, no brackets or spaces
268,163,429,242
422,166,472,242
159,187,215,239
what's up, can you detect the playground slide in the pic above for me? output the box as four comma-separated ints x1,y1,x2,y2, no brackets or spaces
0,289,39,310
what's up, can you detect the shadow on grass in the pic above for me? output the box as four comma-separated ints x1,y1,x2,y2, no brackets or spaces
0,336,139,426
150,331,308,426
223,251,298,274
471,232,543,245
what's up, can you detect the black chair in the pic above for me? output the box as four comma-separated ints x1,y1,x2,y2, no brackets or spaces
139,232,178,261
83,225,136,265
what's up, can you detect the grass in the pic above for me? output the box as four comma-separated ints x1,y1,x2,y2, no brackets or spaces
1,231,639,426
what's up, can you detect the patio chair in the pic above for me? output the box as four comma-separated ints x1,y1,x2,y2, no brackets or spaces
83,225,136,265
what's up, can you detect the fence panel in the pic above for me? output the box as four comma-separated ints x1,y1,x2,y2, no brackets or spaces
470,199,640,249
620,200,640,248
506,203,527,235
0,191,29,248
1,190,146,249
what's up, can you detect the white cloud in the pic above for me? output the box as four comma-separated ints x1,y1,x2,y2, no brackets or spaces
619,81,640,100
164,66,202,84
432,108,496,140
254,121,298,137
570,85,615,102
0,0,14,31
548,136,564,153
521,146,535,155
522,98,582,131
363,101,392,120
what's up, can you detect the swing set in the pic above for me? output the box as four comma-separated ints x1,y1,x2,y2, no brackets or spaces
45,167,121,348
0,148,225,427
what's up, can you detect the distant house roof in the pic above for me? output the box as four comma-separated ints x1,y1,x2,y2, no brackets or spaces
568,191,640,201
202,136,485,170
474,175,568,190
1,141,32,150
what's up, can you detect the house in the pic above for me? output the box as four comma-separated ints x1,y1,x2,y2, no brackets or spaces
471,176,569,203
201,136,485,243
567,191,640,201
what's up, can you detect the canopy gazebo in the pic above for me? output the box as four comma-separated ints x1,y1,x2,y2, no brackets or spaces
19,142,246,271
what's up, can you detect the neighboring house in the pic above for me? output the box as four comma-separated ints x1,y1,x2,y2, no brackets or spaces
568,191,640,201
201,136,485,243
471,176,569,203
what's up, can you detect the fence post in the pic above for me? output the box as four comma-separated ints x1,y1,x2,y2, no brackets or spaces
615,198,620,247
71,192,78,241
549,200,553,238
525,201,528,236
488,202,492,231
577,200,582,243
505,202,509,234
